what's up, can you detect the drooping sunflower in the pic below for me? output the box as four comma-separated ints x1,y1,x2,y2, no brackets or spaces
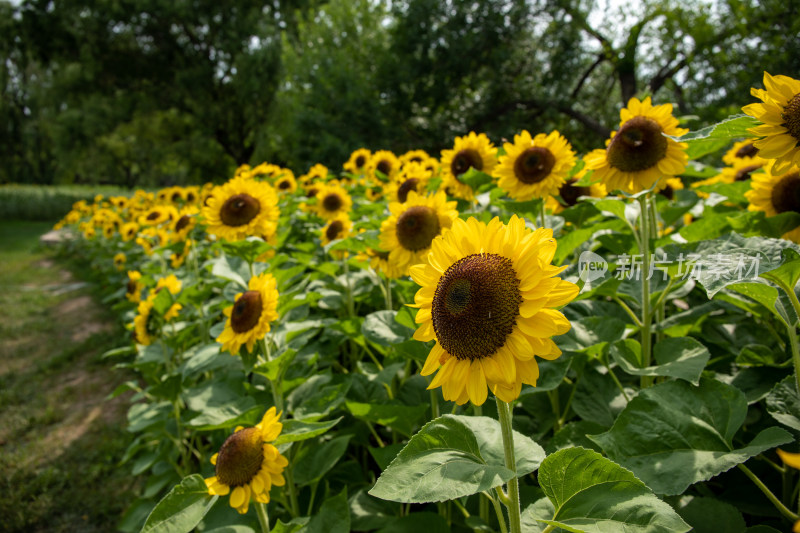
584,97,688,194
366,248,403,279
314,184,353,221
545,167,608,214
494,130,577,201
171,239,193,269
743,72,800,174
205,407,288,515
410,215,578,405
202,177,280,242
440,132,498,201
133,297,156,346
344,148,372,175
126,271,143,303
379,191,458,276
217,272,280,355
745,165,800,242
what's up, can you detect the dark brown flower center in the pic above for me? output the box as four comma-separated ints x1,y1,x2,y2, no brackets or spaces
771,172,800,214
431,253,522,361
306,187,319,198
735,143,759,159
186,192,196,202
377,160,392,177
322,193,343,213
126,280,137,295
735,164,761,181
146,210,161,221
397,178,420,203
514,147,556,185
451,149,483,180
175,215,191,232
172,192,182,202
396,206,440,252
373,249,390,260
278,179,291,190
558,178,592,207
220,194,261,227
355,155,367,168
659,184,675,200
782,93,800,142
325,220,344,241
606,116,668,173
215,427,264,487
230,291,263,333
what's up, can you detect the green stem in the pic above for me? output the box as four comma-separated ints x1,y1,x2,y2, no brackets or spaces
548,390,561,432
342,256,355,317
451,498,470,519
541,526,556,533
738,463,799,521
638,195,653,388
489,489,509,533
603,354,631,402
255,501,271,533
385,276,393,310
772,278,800,395
613,296,643,328
430,388,440,419
495,397,522,533
284,447,301,517
539,200,546,229
367,421,386,447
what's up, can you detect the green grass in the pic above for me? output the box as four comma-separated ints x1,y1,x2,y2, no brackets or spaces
0,220,140,532
0,184,132,221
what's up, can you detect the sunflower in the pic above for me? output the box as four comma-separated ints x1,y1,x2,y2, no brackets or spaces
300,163,329,184
171,239,193,269
657,177,684,200
743,72,800,174
205,407,288,515
113,253,126,271
274,172,298,194
545,177,607,215
584,97,688,194
321,214,352,246
722,140,765,167
133,297,156,345
368,150,401,183
120,222,139,242
399,149,432,167
409,215,578,405
692,157,765,196
217,272,280,355
385,162,432,203
379,191,458,276
440,132,498,201
367,248,403,279
138,205,178,227
172,206,199,241
494,130,577,201
203,177,280,242
344,148,372,175
745,165,800,242
126,271,143,303
314,184,352,221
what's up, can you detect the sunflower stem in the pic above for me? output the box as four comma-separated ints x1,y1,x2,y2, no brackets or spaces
637,194,653,388
342,255,355,318
284,447,301,517
539,200,546,229
738,463,799,521
255,501,271,533
385,276,393,310
495,397,522,533
489,489,509,533
771,278,800,395
430,388,440,419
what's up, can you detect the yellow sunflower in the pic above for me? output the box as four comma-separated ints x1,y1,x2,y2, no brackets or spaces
743,72,800,174
172,206,199,241
120,222,139,242
440,132,498,201
274,172,298,194
368,150,401,183
691,157,765,197
217,272,280,355
344,148,372,175
722,139,765,167
745,165,800,242
314,184,353,221
545,167,608,214
126,271,143,303
385,161,432,203
138,205,178,227
379,191,458,276
300,163,329,185
584,97,689,194
494,130,577,201
657,177,684,200
133,297,156,345
171,239,193,269
202,177,280,242
205,407,288,515
399,149,432,167
366,248,403,279
321,214,352,246
113,253,126,271
409,215,578,405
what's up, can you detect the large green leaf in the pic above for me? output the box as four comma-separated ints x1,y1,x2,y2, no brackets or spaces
669,114,759,142
345,401,429,437
766,376,800,432
526,447,690,533
761,248,800,291
293,436,352,486
302,489,349,533
369,414,545,503
589,379,793,495
676,497,746,533
140,475,217,533
362,310,415,346
273,417,342,445
610,337,710,385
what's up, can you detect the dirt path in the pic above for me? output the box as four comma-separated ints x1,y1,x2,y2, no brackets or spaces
0,221,139,532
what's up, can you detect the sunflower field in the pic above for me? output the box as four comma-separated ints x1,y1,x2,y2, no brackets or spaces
50,72,800,533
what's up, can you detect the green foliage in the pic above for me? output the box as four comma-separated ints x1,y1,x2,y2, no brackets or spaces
0,183,130,220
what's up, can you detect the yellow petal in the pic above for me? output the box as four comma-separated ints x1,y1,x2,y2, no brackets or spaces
466,361,488,405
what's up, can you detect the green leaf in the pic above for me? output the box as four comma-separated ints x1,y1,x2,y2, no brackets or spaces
554,317,626,356
766,376,800,432
458,167,494,189
369,414,545,503
571,366,631,427
529,447,690,533
610,337,710,385
375,513,449,533
362,310,414,346
761,248,800,290
273,417,342,445
677,497,746,533
293,436,352,486
345,401,429,437
589,378,794,495
209,254,249,288
252,348,298,381
140,475,217,533
302,489,349,533
670,114,759,142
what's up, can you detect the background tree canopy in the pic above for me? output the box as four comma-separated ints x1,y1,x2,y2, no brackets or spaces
1,0,797,187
